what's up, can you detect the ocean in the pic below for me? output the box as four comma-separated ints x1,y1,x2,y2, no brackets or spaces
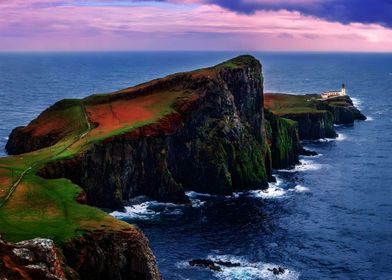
1,52,391,279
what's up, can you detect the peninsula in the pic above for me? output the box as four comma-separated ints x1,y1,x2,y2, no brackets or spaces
0,55,365,279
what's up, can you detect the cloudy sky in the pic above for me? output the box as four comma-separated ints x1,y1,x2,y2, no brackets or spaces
1,0,392,51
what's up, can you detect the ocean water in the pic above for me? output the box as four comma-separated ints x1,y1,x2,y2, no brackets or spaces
1,52,392,279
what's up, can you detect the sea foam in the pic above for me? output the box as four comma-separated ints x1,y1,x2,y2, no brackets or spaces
291,185,310,193
365,116,374,121
234,176,287,199
205,255,300,280
278,159,325,173
110,201,183,220
351,97,362,110
336,133,347,141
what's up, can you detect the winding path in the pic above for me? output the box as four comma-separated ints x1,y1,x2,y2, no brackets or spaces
0,104,92,209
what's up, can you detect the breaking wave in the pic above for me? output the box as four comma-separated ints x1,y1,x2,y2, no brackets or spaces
351,97,362,110
207,255,300,280
291,185,310,193
110,201,183,220
278,159,325,173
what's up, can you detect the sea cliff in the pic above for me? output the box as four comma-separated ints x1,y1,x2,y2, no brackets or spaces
0,55,366,279
1,55,277,279
7,55,272,210
265,93,366,140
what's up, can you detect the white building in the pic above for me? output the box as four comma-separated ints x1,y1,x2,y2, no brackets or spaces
321,84,346,99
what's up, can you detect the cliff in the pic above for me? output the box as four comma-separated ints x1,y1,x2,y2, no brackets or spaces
265,109,301,169
265,93,366,140
0,231,159,280
316,95,366,124
6,55,271,211
3,56,346,280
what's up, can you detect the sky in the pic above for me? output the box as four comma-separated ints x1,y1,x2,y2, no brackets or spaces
1,0,392,52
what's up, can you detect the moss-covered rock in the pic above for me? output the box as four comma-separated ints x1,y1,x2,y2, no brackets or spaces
8,55,270,210
265,109,300,169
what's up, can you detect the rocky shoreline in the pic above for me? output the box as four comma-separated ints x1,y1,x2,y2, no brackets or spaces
1,55,365,279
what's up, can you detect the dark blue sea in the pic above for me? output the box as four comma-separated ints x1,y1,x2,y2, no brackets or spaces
1,52,391,279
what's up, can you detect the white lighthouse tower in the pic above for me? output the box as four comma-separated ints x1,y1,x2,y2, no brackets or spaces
341,83,346,96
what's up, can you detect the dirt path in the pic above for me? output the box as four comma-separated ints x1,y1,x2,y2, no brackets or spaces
0,104,92,209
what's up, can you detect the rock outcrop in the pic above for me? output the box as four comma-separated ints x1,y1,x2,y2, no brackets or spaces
316,95,366,124
62,230,160,280
0,235,69,280
8,55,271,211
0,230,160,280
265,93,366,141
280,111,337,140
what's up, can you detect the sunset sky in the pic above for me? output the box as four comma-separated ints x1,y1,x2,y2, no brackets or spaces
1,0,392,52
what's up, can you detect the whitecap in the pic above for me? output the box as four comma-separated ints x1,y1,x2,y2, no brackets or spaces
317,138,334,143
365,116,374,121
278,159,324,173
3,136,9,140
185,191,210,208
204,255,300,280
351,97,362,110
190,198,206,208
295,159,324,171
248,186,286,199
185,191,213,198
110,200,183,220
233,175,286,199
110,202,158,220
336,133,347,141
291,185,310,193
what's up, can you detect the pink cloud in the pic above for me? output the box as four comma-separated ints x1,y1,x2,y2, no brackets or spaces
0,1,391,51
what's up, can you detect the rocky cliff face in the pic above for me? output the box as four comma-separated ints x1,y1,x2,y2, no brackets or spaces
0,236,68,280
62,230,160,280
265,93,366,141
265,109,300,169
281,111,337,140
8,56,271,211
316,96,366,124
0,231,160,280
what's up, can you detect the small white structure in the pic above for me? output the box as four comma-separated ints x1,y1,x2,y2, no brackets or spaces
321,84,346,99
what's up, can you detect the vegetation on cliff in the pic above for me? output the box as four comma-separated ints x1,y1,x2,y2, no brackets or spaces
0,55,272,279
265,109,300,169
1,55,366,279
265,93,365,140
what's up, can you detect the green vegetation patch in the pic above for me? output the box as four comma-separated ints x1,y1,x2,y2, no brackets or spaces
0,172,132,244
264,93,323,115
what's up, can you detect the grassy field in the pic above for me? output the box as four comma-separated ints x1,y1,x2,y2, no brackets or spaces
264,93,324,115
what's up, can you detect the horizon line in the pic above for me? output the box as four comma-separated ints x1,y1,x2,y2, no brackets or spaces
0,50,392,54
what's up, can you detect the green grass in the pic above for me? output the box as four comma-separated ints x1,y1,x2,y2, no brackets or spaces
264,93,325,115
216,55,258,69
0,173,132,244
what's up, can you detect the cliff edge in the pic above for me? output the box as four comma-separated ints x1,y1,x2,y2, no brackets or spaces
6,55,272,211
265,93,366,140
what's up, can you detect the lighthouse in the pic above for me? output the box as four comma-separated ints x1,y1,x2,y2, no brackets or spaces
320,83,347,99
341,83,346,96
